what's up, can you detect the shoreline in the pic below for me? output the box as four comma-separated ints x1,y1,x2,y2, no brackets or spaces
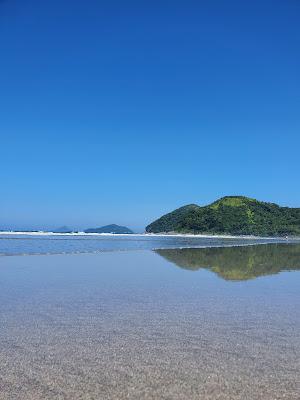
0,230,299,241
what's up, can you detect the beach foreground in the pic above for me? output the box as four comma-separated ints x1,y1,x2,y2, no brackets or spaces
0,247,299,399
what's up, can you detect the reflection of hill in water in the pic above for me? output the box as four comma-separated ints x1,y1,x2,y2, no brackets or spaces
155,244,300,281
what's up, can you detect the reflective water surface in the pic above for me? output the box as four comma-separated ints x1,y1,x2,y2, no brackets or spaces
156,243,300,280
0,244,299,399
0,233,294,256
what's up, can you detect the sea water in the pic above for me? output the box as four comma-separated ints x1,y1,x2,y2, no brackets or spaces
0,239,299,399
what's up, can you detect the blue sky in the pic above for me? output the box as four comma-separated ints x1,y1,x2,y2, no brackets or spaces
1,0,299,231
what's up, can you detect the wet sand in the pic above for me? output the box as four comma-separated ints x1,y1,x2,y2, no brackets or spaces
0,249,299,399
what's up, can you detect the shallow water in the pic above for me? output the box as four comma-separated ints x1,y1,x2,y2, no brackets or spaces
0,233,293,256
0,244,299,399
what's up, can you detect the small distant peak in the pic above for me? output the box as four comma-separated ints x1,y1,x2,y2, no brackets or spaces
84,224,134,234
53,226,73,233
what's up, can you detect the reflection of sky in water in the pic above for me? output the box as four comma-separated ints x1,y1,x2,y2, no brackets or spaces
0,233,295,256
0,247,299,399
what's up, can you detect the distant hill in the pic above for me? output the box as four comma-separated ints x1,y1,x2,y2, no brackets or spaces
84,224,133,234
53,226,73,233
146,196,300,236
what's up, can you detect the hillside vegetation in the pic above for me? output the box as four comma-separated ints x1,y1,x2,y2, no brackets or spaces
146,196,300,236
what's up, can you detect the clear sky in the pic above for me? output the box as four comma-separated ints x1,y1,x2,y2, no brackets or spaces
1,0,299,232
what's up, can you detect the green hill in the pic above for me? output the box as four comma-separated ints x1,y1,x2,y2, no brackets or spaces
146,196,300,236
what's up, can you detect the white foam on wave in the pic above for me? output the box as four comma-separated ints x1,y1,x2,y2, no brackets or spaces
0,230,294,241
